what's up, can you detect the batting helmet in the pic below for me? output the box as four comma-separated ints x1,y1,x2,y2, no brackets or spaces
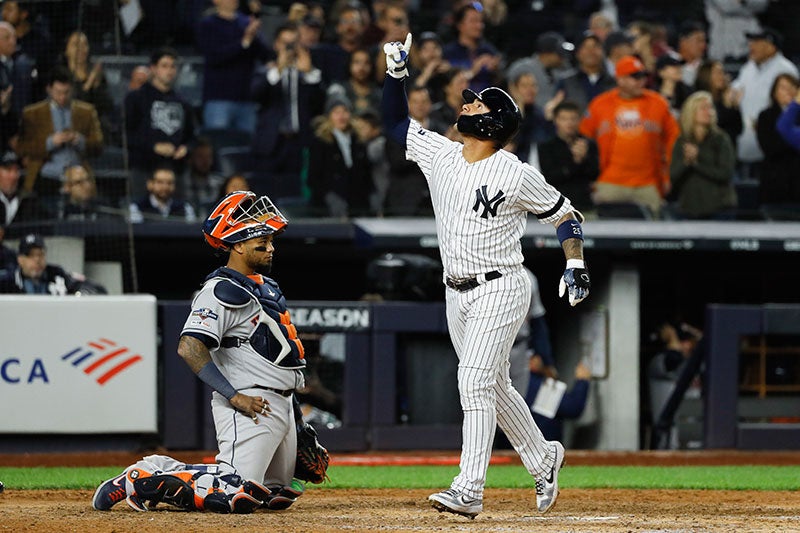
203,191,287,251
456,87,521,146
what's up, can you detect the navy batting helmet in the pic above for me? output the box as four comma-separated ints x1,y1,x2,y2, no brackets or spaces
456,87,521,146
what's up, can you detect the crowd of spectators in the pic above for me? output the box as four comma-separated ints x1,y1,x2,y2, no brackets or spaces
0,0,799,232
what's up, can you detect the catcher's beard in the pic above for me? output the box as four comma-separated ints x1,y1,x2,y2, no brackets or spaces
254,258,273,275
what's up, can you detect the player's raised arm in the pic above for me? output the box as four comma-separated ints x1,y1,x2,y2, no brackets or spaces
555,211,590,306
381,33,412,147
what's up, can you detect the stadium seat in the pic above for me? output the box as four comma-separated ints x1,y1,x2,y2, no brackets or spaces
760,204,800,221
217,146,253,176
200,128,253,152
90,145,126,171
596,202,654,220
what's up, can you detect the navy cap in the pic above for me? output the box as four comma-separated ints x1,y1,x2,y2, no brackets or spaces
18,233,45,255
537,31,573,55
745,27,784,49
0,150,19,166
656,52,685,71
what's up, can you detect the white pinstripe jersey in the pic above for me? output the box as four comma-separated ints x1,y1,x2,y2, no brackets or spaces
405,118,573,278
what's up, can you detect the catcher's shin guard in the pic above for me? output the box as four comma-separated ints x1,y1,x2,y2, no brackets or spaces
132,472,199,511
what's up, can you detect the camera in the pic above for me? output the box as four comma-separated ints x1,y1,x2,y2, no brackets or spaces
285,42,296,52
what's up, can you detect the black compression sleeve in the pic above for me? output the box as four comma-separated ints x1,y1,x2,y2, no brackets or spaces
381,75,411,147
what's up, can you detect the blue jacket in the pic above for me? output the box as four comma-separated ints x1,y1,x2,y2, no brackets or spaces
525,374,590,441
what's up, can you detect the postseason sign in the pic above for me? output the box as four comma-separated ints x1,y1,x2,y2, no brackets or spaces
0,295,157,433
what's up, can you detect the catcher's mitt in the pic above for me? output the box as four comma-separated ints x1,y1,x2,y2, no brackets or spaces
294,422,330,484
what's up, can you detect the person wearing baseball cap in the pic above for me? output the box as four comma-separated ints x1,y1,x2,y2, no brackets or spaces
0,233,106,295
557,32,615,114
505,31,575,106
0,149,50,227
655,53,692,115
579,55,680,218
732,26,799,170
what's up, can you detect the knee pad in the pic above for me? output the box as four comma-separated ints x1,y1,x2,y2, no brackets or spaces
203,490,232,514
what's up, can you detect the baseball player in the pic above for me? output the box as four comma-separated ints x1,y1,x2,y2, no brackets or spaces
175,191,307,509
381,35,590,519
91,453,291,513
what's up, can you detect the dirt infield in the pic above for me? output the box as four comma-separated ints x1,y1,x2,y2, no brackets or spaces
1,451,799,532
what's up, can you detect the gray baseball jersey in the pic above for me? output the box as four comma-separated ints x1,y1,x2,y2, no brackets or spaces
182,275,304,485
406,118,569,500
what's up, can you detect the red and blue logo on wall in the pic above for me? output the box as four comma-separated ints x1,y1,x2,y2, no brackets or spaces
60,338,143,385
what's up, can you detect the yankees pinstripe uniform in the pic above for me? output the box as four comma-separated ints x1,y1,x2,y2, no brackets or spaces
383,34,589,517
406,117,570,496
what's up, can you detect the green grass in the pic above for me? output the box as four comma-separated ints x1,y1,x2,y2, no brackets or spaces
2,465,800,491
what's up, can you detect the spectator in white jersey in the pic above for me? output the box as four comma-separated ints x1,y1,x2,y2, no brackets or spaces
732,28,798,177
382,34,590,520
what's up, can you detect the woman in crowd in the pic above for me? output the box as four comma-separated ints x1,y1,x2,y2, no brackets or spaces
58,30,116,143
307,96,372,218
756,73,800,210
505,66,552,166
694,60,743,145
327,49,381,116
669,91,737,219
428,67,469,140
408,31,451,103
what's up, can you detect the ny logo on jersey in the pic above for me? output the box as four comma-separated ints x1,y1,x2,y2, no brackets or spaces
473,185,506,218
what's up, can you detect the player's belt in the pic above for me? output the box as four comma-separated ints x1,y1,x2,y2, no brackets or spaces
445,271,502,292
252,385,295,397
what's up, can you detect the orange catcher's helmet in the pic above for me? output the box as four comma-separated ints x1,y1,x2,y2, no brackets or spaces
202,191,287,251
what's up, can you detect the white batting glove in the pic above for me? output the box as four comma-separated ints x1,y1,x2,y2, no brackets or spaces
558,259,591,307
383,33,412,79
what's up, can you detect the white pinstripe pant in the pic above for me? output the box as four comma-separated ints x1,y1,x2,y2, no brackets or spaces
445,268,557,500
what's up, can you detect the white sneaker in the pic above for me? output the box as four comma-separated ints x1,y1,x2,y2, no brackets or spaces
535,441,565,513
428,488,483,518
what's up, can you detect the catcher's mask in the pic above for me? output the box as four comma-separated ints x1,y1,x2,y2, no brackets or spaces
203,191,287,251
456,87,521,146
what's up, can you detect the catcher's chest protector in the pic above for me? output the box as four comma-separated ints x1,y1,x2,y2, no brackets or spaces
210,267,306,369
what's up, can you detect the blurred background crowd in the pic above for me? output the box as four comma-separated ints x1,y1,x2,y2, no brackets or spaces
1,0,800,231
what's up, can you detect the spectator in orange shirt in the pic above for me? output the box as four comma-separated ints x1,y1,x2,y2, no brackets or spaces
579,56,679,218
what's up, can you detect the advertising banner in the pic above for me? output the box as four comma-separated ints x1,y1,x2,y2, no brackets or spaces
0,295,157,433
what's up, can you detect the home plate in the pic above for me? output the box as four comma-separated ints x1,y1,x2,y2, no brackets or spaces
524,515,621,522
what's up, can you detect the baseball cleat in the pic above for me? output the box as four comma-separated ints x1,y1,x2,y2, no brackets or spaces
265,479,305,510
536,441,566,513
428,489,482,519
92,472,128,511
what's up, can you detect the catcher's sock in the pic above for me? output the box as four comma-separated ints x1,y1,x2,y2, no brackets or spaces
92,472,128,511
